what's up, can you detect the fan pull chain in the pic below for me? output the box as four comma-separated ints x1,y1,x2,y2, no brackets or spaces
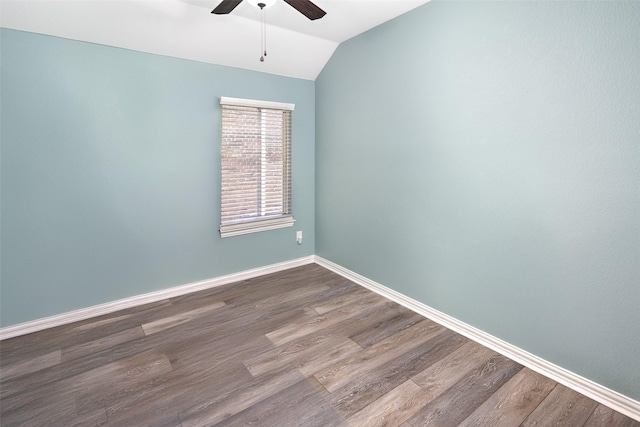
259,3,267,62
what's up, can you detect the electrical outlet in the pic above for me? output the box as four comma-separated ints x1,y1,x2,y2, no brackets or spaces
296,231,303,245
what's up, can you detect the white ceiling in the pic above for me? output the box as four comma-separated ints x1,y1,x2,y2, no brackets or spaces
0,0,430,80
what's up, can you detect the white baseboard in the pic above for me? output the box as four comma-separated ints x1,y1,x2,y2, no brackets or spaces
314,255,640,423
0,256,315,341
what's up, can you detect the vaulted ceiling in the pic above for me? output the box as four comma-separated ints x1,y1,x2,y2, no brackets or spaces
1,0,430,80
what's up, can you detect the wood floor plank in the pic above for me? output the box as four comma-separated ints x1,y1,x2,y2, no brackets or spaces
311,287,373,314
583,404,640,427
141,301,226,335
329,329,468,418
62,326,145,362
141,295,316,359
2,352,171,425
0,300,172,364
348,307,425,349
292,300,404,348
178,366,306,426
0,349,62,381
100,361,254,425
345,380,428,427
411,340,497,401
221,379,345,427
2,350,172,417
158,307,314,370
296,338,364,378
70,299,173,333
106,411,183,427
224,278,320,308
77,354,181,418
1,347,111,402
314,319,444,392
243,333,361,377
221,265,348,307
71,405,108,427
1,299,173,363
0,393,78,426
521,383,599,426
405,354,523,426
265,292,390,346
74,350,173,396
457,367,556,426
251,282,331,310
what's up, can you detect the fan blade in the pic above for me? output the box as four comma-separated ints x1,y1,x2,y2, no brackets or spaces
211,0,243,14
283,0,326,20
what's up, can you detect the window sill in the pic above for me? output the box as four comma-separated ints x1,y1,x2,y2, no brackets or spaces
219,216,295,238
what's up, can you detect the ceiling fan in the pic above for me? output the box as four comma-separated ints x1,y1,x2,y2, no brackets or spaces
211,0,326,21
212,0,326,62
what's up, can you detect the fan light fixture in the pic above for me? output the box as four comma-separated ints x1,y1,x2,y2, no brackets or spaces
247,0,276,8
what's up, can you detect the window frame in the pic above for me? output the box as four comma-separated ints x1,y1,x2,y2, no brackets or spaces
218,96,295,238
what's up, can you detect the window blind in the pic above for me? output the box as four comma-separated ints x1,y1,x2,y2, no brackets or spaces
219,97,295,237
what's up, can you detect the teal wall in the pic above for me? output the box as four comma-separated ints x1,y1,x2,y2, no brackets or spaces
316,1,640,400
1,29,315,327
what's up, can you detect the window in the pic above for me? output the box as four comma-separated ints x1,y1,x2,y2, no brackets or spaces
219,97,295,238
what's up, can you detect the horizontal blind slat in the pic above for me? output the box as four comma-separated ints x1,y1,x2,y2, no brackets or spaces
220,102,292,225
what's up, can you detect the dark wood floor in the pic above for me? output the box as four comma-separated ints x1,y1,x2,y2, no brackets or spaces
1,264,638,426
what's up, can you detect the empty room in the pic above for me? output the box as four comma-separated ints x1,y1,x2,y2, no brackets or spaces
1,0,639,425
